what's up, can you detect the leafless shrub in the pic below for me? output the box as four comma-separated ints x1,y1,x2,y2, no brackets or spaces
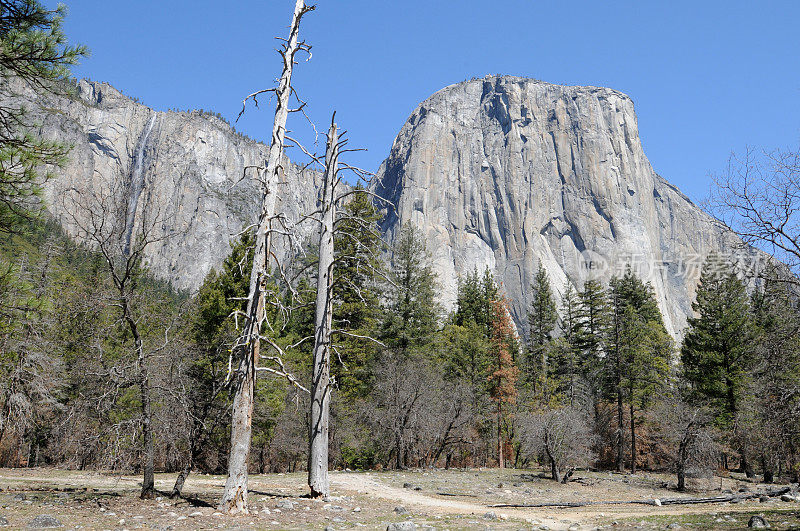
653,399,719,491
520,405,595,482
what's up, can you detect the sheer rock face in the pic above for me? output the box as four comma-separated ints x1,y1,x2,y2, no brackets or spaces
376,75,748,337
13,79,320,292
12,75,755,337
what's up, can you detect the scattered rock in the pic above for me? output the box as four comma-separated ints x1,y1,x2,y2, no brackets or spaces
568,525,580,531
26,515,63,529
759,495,770,502
780,494,797,502
483,511,497,521
666,524,681,530
654,498,662,506
12,494,25,501
393,506,407,514
276,499,295,509
188,511,203,517
0,516,7,527
748,515,769,528
386,523,417,531
353,507,361,512
332,517,345,523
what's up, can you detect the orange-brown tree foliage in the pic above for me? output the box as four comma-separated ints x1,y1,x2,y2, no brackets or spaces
488,297,519,467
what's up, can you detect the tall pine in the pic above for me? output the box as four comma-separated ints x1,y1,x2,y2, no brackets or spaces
527,264,557,394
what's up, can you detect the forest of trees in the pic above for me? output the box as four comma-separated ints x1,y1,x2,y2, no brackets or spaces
2,213,799,491
1,0,799,517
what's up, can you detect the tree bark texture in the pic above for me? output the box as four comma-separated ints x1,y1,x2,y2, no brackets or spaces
219,0,310,514
308,118,338,498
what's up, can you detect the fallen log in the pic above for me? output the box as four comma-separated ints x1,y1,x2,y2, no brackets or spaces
488,487,792,508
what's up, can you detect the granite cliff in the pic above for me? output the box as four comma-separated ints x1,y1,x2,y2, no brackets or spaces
375,75,754,337
8,78,320,292
9,75,756,337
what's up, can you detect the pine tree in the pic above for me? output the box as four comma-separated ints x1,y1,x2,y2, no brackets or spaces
681,255,754,429
606,266,671,473
451,267,500,393
487,296,519,468
330,188,385,399
577,279,609,409
382,224,440,357
548,284,582,404
0,0,87,232
746,277,800,481
527,264,557,392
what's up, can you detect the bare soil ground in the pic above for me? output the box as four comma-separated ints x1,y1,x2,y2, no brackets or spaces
0,467,797,530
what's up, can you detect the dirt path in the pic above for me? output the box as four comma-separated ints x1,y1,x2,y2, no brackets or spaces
332,471,583,529
330,471,788,530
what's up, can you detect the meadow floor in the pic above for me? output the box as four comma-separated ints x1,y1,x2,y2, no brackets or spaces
0,467,798,530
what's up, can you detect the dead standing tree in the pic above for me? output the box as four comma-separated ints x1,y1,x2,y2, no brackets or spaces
308,118,338,498
290,113,389,497
218,0,315,514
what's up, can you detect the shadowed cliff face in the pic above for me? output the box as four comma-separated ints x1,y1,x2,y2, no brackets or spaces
376,75,755,338
8,79,321,292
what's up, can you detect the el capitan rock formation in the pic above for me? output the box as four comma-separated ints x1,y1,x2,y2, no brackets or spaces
375,75,755,337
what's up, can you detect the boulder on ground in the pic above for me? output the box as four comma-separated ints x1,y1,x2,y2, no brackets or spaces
276,499,295,509
386,523,416,531
26,515,63,529
748,515,769,528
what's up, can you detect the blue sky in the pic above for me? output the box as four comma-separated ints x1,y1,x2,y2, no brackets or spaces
54,0,800,203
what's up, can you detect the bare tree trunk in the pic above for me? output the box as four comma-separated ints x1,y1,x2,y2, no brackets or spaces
139,345,154,499
630,402,636,474
616,388,624,473
171,461,191,499
544,432,561,482
219,0,311,514
123,308,154,500
395,432,403,470
677,436,688,491
497,401,504,469
308,118,338,498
